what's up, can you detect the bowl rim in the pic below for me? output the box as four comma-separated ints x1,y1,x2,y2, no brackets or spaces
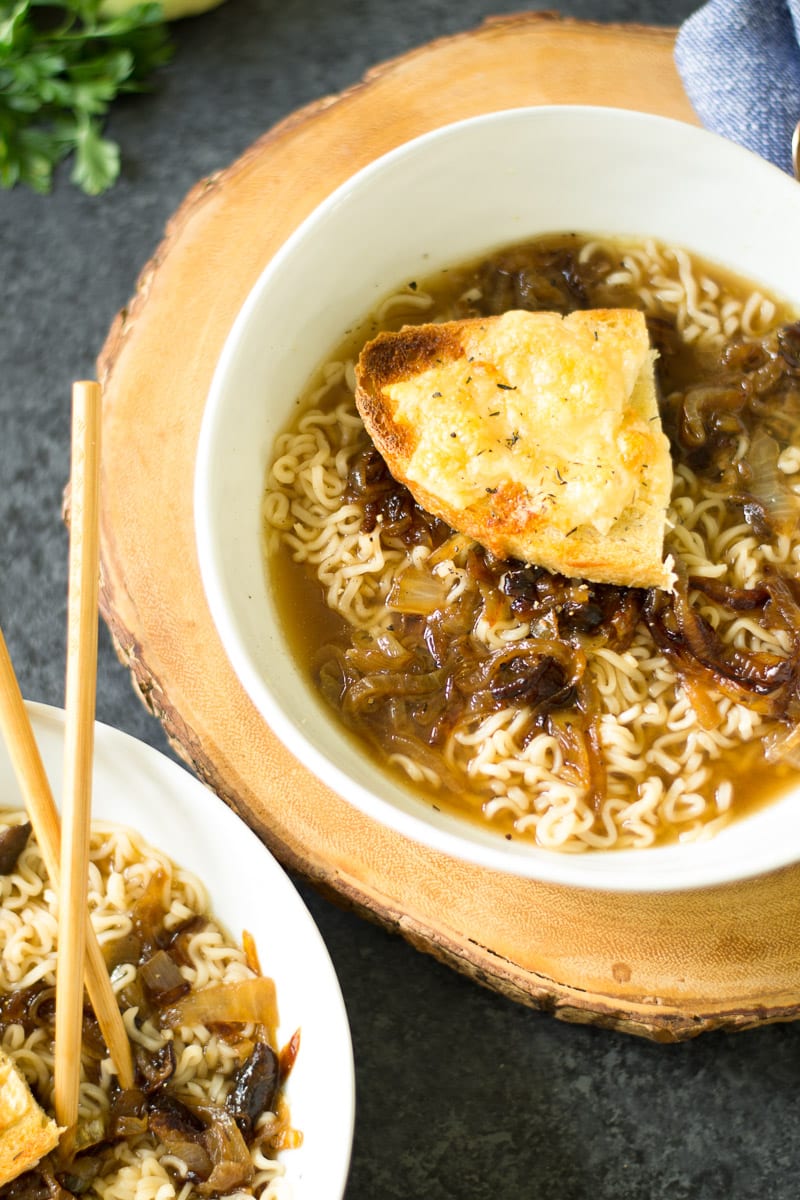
0,701,355,1199
195,104,800,894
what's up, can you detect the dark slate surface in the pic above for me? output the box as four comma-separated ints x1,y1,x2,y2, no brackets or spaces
2,2,798,1198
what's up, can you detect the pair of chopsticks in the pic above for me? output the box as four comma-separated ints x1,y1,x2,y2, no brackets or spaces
0,382,133,1139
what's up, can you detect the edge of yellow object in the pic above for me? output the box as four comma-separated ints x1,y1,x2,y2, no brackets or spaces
100,0,225,20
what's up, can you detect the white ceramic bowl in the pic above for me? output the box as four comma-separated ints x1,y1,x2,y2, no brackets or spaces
0,703,354,1200
195,105,800,892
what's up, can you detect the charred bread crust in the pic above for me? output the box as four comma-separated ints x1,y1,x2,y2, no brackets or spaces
354,325,463,463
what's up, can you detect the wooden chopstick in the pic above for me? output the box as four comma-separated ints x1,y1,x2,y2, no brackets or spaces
0,380,133,1124
54,381,105,1131
0,626,134,1093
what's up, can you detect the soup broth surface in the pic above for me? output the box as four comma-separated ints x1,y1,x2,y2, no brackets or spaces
264,233,800,852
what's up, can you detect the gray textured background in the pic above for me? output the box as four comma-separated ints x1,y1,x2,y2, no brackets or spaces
2,2,798,1197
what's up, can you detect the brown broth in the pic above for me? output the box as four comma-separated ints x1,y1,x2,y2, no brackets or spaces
266,232,800,850
272,545,800,847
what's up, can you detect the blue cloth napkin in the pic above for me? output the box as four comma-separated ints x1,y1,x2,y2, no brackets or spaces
675,0,800,175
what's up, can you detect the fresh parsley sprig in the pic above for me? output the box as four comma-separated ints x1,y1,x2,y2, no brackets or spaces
0,0,173,195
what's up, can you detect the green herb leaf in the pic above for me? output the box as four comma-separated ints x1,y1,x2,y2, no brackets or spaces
0,0,173,195
70,111,119,192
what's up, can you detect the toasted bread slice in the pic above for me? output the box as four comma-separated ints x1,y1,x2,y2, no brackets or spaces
354,309,674,589
0,1047,62,1185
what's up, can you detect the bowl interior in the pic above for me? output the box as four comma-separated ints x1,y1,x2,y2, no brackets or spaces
196,105,800,891
0,703,354,1199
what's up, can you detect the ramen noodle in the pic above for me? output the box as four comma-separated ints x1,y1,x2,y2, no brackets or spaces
263,233,800,852
0,813,297,1200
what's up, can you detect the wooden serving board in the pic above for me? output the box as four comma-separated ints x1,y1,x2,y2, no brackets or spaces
95,13,800,1041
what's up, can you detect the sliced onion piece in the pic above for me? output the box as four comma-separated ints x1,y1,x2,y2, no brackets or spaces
162,977,278,1038
747,428,800,537
387,563,450,615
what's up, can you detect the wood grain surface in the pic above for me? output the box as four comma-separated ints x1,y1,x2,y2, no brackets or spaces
94,12,800,1041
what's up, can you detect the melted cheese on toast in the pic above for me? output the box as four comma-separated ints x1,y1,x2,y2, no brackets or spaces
0,1047,62,1185
354,308,674,588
